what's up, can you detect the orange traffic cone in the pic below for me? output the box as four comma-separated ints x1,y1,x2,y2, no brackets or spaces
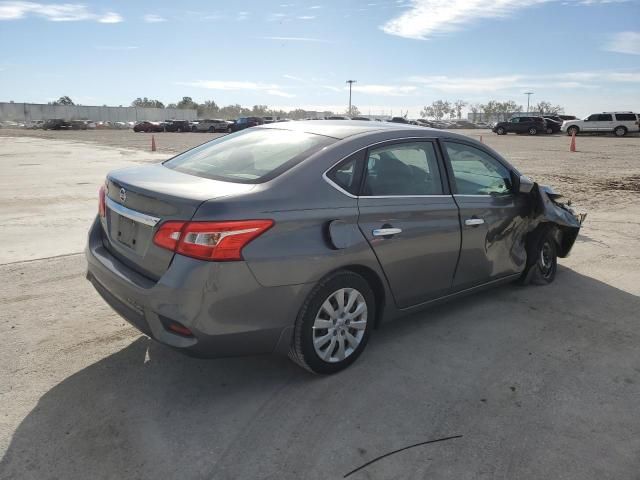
151,135,156,152
479,135,483,143
569,131,576,152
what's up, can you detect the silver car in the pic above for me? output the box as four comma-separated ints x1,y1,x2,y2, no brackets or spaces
86,121,582,373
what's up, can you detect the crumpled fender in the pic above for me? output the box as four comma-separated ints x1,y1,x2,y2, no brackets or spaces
525,183,585,258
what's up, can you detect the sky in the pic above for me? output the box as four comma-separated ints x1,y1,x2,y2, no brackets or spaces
0,0,639,118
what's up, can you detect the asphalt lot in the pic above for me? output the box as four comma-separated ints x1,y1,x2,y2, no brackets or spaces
1,129,639,479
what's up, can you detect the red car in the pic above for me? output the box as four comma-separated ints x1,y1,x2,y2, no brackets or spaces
133,121,164,133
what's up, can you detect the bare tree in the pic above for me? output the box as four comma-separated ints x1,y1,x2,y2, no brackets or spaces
345,105,361,117
453,100,467,119
470,103,481,122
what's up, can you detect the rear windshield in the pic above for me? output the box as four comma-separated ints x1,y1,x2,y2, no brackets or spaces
164,128,334,183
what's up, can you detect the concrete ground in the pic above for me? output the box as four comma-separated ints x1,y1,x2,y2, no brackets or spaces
1,129,639,479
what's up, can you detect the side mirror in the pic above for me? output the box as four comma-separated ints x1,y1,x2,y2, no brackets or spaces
518,175,534,194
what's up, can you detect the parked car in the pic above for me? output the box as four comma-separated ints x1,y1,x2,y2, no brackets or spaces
453,120,478,129
263,116,280,124
163,120,192,132
493,116,547,135
86,121,582,373
351,116,371,121
230,117,264,132
43,119,72,130
388,117,409,124
542,116,562,134
193,119,232,133
558,115,577,121
133,121,164,133
561,112,640,137
475,122,490,128
25,120,45,129
324,116,349,120
415,119,434,127
70,120,88,130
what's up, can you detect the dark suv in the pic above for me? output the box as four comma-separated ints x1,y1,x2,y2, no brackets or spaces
163,120,191,132
43,119,72,130
493,116,547,135
230,117,264,132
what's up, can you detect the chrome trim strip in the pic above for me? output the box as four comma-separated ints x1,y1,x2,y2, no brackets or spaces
106,197,161,227
321,136,445,200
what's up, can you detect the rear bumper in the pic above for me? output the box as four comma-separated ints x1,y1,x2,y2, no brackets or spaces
85,217,311,357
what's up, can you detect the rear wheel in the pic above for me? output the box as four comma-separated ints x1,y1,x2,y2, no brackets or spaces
289,271,374,374
567,126,579,136
614,126,627,137
226,126,232,133
496,127,506,135
528,127,538,135
546,127,553,134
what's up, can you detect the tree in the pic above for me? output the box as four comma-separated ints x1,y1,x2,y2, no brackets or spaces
131,97,165,108
166,103,177,109
176,96,198,110
453,100,467,119
420,105,435,119
534,101,564,115
251,104,270,117
470,103,481,122
197,100,219,117
52,96,74,106
345,105,361,117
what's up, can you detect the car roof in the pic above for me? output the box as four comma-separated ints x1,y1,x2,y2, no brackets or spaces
257,119,450,140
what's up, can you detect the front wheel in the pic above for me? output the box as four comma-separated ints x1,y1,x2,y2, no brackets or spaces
522,229,558,285
546,127,553,134
226,126,232,133
496,127,506,135
289,271,375,374
567,126,579,136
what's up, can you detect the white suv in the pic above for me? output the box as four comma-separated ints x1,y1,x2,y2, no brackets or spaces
561,112,640,137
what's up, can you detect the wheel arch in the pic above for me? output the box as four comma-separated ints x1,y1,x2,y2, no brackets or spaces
327,264,387,328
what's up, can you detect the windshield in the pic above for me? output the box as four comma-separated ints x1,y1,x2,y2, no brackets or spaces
164,128,334,183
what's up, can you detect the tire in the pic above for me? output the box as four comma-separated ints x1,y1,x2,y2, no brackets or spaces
546,127,553,134
567,126,579,136
614,126,627,137
522,228,558,285
496,127,506,135
208,126,215,133
528,127,538,135
226,126,232,133
289,271,375,374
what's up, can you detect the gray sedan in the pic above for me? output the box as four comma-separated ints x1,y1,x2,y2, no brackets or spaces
86,121,582,373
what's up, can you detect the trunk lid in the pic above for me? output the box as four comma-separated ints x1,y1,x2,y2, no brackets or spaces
102,164,254,280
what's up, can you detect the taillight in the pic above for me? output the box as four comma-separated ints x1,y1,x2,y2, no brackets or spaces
153,220,274,261
98,184,106,217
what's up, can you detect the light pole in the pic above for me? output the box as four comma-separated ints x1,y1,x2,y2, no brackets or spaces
346,80,356,115
524,91,534,114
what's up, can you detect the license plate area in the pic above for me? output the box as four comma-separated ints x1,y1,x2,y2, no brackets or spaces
116,215,139,249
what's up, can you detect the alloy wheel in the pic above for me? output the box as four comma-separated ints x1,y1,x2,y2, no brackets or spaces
312,288,367,363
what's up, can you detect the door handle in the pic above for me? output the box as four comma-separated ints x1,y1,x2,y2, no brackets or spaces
465,218,485,226
372,227,402,237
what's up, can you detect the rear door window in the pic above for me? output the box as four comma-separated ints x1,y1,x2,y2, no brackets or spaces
326,153,363,196
362,142,443,196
